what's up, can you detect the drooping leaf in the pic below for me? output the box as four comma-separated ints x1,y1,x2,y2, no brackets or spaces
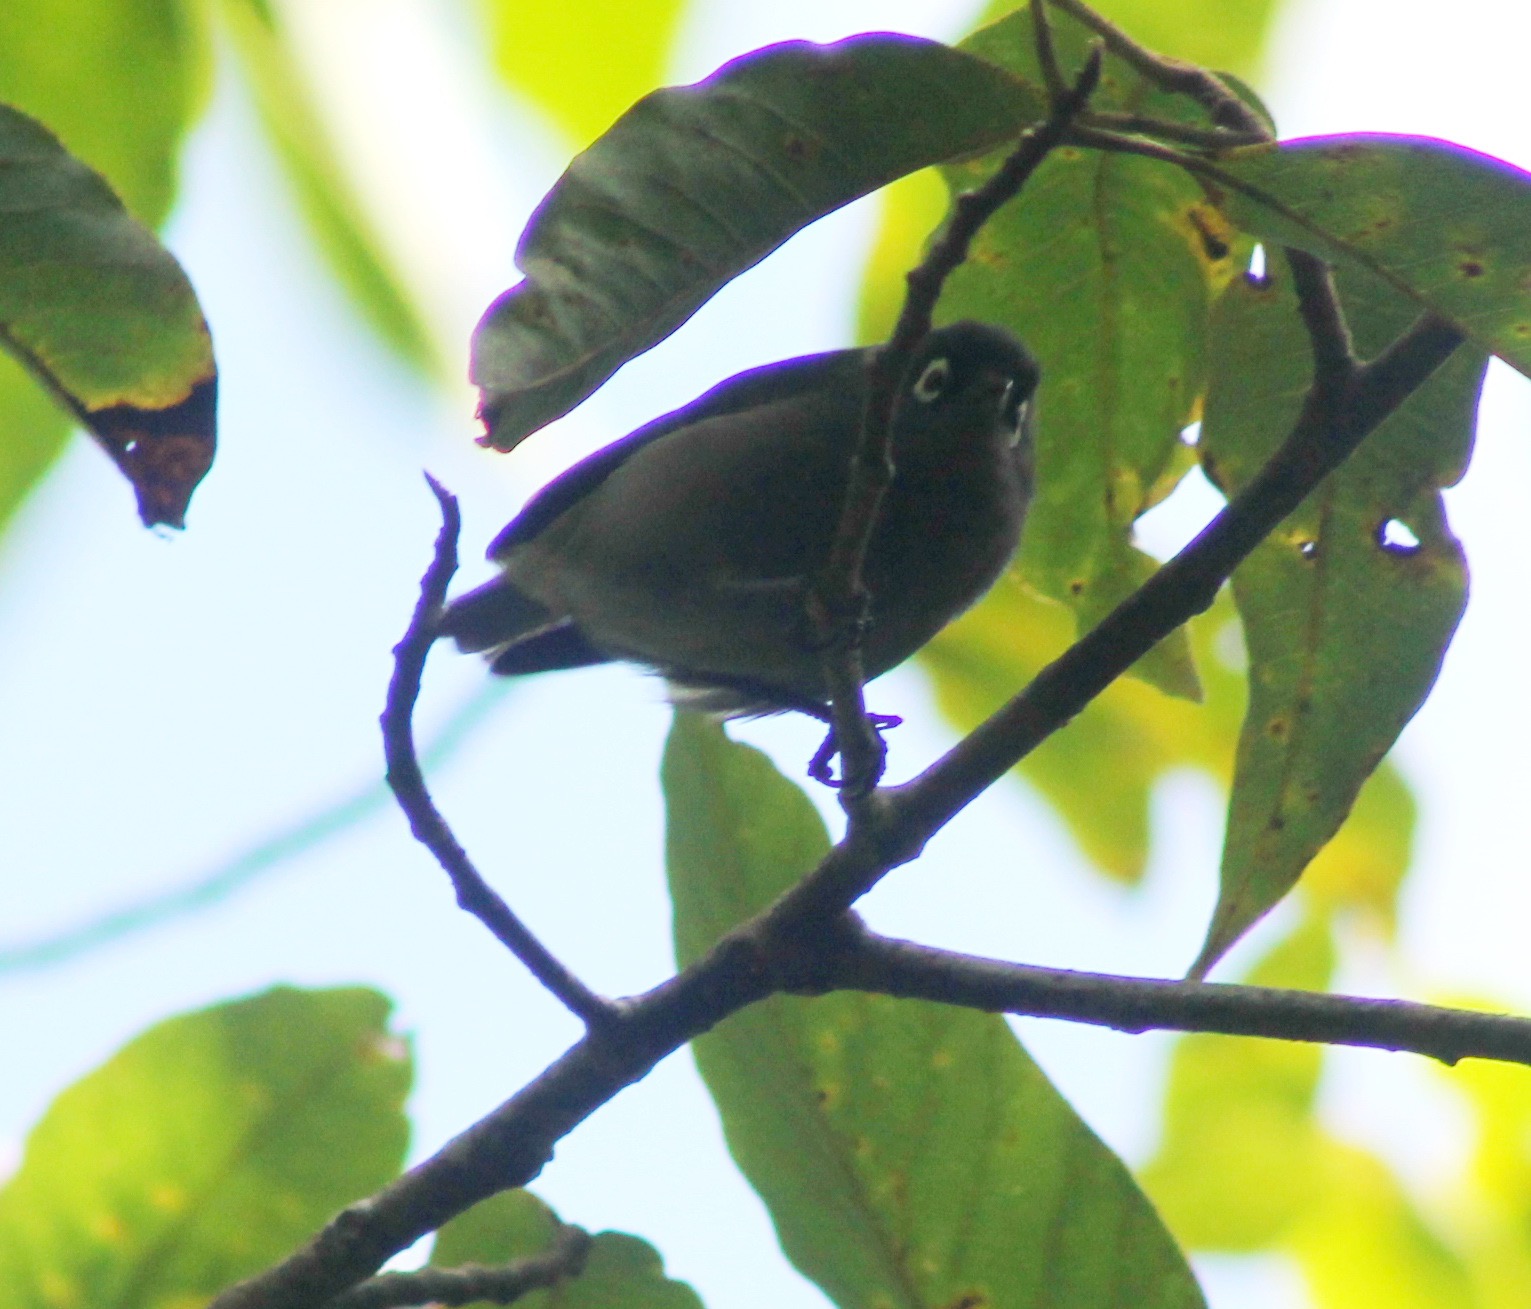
1189,262,1483,976
219,0,442,375
486,0,692,148
0,0,209,533
0,987,410,1309
0,103,217,527
432,1188,703,1309
473,36,1044,450
663,712,1205,1309
1206,137,1531,381
927,6,1260,698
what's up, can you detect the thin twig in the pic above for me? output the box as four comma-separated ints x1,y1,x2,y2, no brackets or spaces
325,1225,590,1309
1045,0,1265,135
1030,0,1068,104
881,318,1462,852
1285,249,1356,383
816,932,1531,1067
1078,109,1267,150
382,475,618,1029
810,41,1103,800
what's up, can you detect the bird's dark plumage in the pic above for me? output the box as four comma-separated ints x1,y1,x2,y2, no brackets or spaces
438,321,1040,719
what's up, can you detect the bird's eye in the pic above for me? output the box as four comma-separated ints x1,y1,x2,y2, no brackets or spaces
912,357,951,403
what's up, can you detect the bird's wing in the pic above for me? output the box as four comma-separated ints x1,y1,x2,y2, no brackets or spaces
487,347,863,557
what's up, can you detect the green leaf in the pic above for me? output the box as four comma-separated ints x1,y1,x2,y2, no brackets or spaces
663,712,1205,1309
0,0,209,533
1289,1148,1474,1309
0,986,410,1309
1208,137,1531,381
0,350,68,535
1142,912,1335,1250
218,0,442,375
1189,263,1483,976
432,1189,704,1309
0,0,209,228
931,7,1254,698
921,585,1248,884
486,0,692,148
0,102,217,527
473,36,1045,450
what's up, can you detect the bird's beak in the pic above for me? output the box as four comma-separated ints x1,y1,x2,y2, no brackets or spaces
978,368,1034,449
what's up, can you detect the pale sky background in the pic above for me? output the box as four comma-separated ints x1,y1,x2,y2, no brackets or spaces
1,2,1529,1308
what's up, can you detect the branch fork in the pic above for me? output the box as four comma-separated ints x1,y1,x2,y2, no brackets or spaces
212,5,1491,1307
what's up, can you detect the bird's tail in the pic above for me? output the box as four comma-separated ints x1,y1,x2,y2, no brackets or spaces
436,574,553,653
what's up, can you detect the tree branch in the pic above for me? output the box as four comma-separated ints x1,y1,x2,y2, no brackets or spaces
212,10,1477,1306
1044,0,1264,134
809,35,1103,800
382,475,617,1029
324,1224,590,1309
813,931,1531,1067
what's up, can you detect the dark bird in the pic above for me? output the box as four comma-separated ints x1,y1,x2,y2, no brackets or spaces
439,321,1039,775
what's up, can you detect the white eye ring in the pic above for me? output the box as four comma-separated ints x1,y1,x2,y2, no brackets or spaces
912,356,950,403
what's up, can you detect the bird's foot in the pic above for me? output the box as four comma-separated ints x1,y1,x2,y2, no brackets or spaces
807,712,903,789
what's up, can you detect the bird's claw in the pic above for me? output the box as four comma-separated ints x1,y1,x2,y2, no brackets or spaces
807,712,902,789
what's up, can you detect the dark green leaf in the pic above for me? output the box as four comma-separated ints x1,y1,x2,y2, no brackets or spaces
432,1190,703,1309
473,36,1044,450
0,987,410,1309
0,103,217,527
1189,263,1483,976
1209,137,1531,380
219,0,442,375
933,7,1253,698
664,712,1205,1309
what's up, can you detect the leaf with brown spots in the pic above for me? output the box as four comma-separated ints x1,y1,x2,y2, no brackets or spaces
1206,137,1531,381
0,101,216,527
665,714,1206,1309
910,6,1267,700
471,35,1044,451
1189,261,1484,976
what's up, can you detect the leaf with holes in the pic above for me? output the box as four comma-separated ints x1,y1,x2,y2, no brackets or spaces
1206,137,1531,381
924,6,1262,699
472,35,1044,450
0,102,216,527
1189,263,1484,976
664,712,1206,1309
0,987,410,1307
432,1189,703,1309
